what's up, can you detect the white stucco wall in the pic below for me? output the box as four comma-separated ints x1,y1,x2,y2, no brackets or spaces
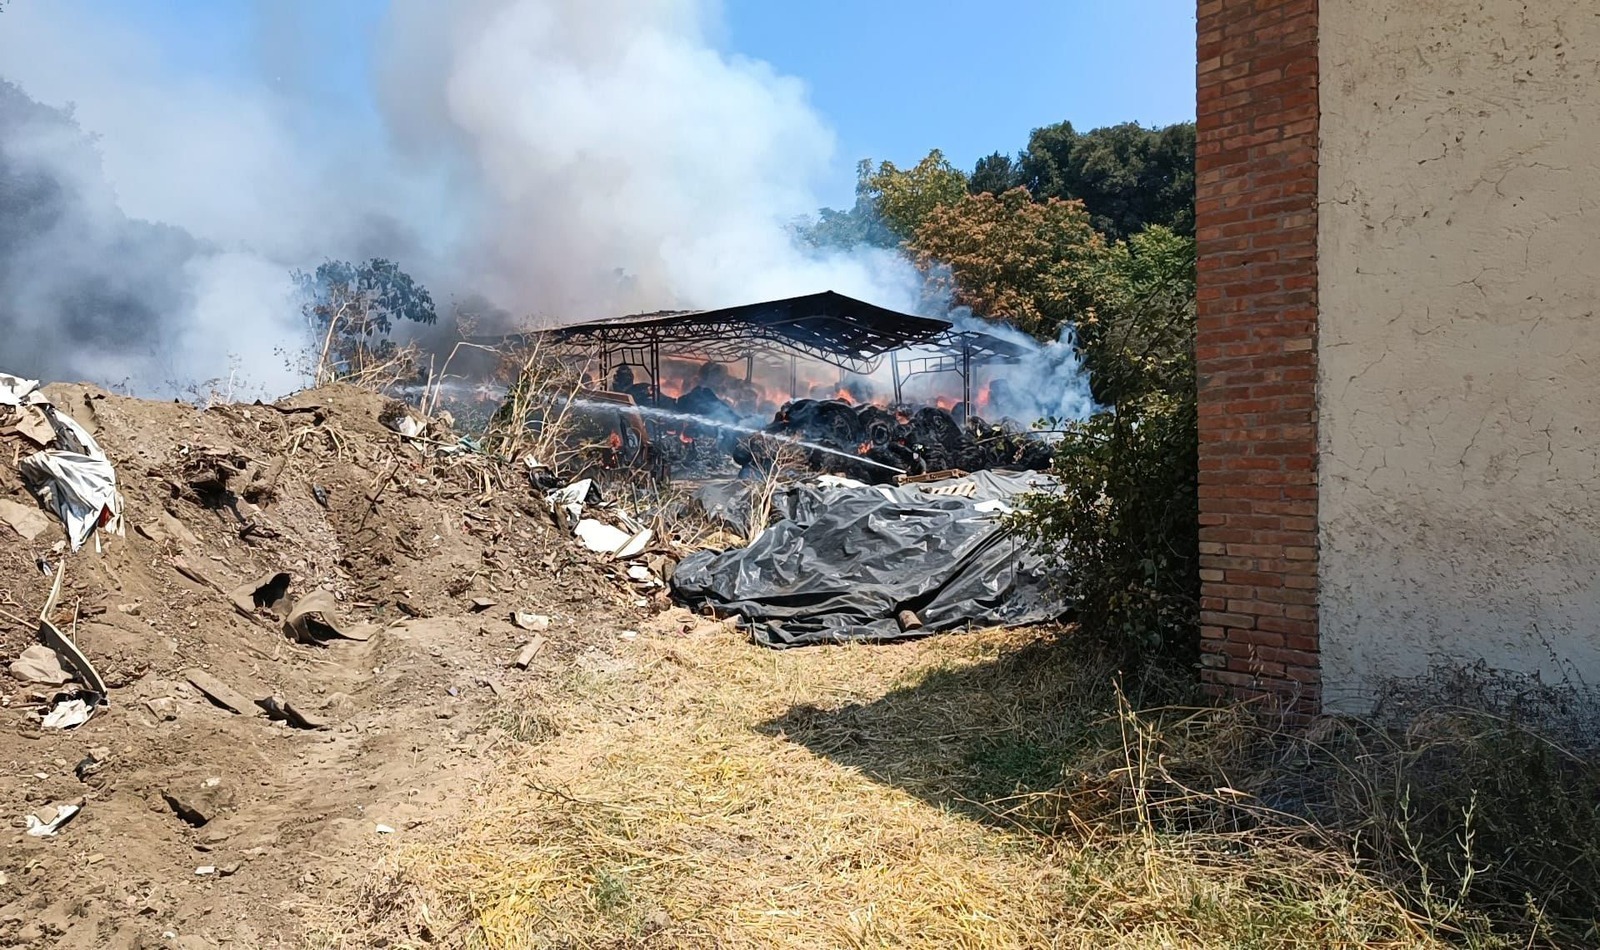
1317,1,1600,710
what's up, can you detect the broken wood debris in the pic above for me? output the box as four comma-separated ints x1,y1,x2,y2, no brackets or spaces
184,669,255,716
512,637,547,669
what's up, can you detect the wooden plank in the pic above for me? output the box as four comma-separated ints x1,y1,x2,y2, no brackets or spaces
184,669,257,716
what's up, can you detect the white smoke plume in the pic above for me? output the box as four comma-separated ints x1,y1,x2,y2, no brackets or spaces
374,0,921,317
0,0,1087,421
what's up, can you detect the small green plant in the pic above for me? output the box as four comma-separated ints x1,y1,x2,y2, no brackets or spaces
589,868,632,918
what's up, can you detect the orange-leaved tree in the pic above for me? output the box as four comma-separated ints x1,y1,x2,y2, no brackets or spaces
908,187,1109,341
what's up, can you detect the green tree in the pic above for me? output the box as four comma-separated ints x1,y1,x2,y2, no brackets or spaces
794,159,898,251
296,258,437,383
1074,226,1197,406
969,151,1020,196
868,149,970,243
908,187,1108,341
1018,121,1196,240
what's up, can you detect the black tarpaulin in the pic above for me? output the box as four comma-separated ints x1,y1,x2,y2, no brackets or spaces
671,471,1067,647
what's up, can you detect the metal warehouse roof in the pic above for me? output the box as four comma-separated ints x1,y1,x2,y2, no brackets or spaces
506,291,956,374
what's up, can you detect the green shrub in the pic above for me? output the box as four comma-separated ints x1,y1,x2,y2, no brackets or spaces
1014,227,1199,663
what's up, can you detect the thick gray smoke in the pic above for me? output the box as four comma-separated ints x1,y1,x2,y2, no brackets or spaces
953,313,1097,425
0,0,1088,421
0,79,305,399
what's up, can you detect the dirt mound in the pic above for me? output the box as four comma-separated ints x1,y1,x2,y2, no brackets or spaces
0,382,652,948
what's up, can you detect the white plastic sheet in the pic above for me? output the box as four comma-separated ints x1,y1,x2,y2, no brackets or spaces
2,372,123,551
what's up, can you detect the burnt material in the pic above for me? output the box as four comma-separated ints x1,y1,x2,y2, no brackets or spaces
742,398,1054,484
498,291,954,376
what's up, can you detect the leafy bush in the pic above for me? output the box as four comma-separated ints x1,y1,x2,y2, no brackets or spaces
1014,227,1199,662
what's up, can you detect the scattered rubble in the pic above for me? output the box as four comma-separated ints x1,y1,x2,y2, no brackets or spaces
283,590,367,643
0,378,646,945
9,644,70,686
0,498,50,541
255,694,330,730
162,780,233,827
184,669,257,716
512,638,547,669
512,611,551,632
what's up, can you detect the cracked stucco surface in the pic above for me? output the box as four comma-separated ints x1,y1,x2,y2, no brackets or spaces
1318,1,1600,710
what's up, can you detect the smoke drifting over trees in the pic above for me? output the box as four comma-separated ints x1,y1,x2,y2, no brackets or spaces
0,0,922,396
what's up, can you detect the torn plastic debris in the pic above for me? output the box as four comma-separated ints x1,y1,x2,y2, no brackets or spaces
24,801,81,837
545,478,601,531
41,697,93,729
523,455,561,491
2,372,123,551
511,611,551,632
378,400,425,438
547,478,600,508
574,519,652,559
672,471,1066,647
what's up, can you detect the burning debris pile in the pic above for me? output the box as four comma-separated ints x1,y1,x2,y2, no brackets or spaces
736,398,1054,484
496,291,1079,483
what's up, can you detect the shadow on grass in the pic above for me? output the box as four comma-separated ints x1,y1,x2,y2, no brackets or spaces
757,630,1167,832
758,629,1600,948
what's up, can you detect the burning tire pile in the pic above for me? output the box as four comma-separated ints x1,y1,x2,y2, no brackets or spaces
732,398,1054,484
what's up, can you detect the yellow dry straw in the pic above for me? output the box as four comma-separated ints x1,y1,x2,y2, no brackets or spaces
327,625,1453,950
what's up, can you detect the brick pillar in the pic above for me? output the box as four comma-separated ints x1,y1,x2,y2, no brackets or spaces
1194,0,1320,713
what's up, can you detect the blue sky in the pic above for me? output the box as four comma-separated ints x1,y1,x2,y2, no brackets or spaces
724,0,1198,200
45,0,1197,208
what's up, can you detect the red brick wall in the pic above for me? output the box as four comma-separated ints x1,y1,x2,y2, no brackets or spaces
1194,0,1320,712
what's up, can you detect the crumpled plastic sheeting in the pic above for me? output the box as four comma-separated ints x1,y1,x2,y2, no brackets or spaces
2,372,123,551
0,373,45,407
672,471,1068,647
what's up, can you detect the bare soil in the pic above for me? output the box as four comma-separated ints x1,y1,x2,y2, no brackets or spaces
0,384,648,949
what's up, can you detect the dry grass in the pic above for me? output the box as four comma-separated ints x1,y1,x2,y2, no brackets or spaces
314,623,1509,949
479,339,591,469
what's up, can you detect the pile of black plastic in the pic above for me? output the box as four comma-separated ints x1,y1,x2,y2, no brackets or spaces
732,398,1053,484
674,470,1066,646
